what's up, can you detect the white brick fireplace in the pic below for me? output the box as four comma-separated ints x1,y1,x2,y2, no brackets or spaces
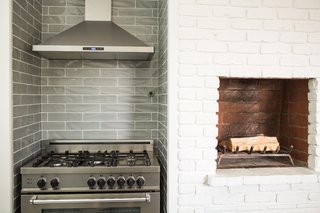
167,0,320,212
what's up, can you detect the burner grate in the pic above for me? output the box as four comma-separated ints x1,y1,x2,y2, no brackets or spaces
32,150,152,168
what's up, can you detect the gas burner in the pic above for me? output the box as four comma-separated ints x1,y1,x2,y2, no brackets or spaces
125,150,151,166
50,161,67,167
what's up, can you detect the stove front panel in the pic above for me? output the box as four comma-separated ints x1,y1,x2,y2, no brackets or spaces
22,172,160,193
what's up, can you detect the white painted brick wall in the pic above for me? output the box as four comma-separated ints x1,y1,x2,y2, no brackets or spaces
174,0,320,212
245,193,276,203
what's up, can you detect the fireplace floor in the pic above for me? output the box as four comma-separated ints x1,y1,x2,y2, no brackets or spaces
217,156,296,169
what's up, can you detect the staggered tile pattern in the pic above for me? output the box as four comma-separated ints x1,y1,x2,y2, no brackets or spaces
12,0,42,212
41,0,159,140
158,0,168,212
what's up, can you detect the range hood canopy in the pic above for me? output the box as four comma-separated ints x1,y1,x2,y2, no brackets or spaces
33,0,154,60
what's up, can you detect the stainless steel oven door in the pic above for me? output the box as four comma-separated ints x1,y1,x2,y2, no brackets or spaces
21,192,159,213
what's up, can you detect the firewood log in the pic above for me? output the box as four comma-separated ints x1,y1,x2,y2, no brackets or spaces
220,136,279,152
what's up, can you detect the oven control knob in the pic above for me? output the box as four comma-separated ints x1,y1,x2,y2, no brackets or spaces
97,177,106,189
87,177,96,188
127,176,135,188
136,176,145,188
37,178,47,189
117,176,126,188
50,178,60,189
106,177,116,188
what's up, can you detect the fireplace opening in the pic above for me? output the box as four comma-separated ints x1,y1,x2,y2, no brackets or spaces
217,78,309,169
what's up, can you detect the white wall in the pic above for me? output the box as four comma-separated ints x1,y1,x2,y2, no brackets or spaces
177,0,320,79
0,0,13,212
167,0,320,212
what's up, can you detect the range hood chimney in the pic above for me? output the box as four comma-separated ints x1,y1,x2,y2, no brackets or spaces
33,0,154,60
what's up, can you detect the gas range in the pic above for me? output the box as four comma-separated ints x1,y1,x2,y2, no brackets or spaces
21,140,160,213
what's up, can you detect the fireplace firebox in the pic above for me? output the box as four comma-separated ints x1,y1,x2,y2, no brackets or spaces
217,78,309,169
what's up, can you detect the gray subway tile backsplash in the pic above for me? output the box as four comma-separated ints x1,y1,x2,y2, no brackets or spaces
48,60,82,68
118,113,152,121
83,131,117,139
135,121,158,129
41,86,65,94
66,87,100,94
101,68,135,78
48,95,82,103
83,113,117,121
83,96,117,103
136,0,159,8
101,87,134,95
118,78,152,86
83,60,118,68
42,122,66,130
48,24,73,33
66,104,100,112
119,8,153,17
48,113,82,121
42,16,66,24
118,95,151,103
42,0,159,139
66,122,100,130
101,104,135,112
101,122,134,129
66,68,100,77
117,130,152,139
48,131,83,139
83,78,118,86
113,0,136,8
113,17,136,25
48,78,82,85
41,104,66,112
42,68,66,76
43,0,66,6
66,16,84,24
67,0,85,7
49,7,85,15
135,104,158,112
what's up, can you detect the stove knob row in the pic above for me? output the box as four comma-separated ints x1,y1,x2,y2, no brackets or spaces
37,177,60,189
87,176,145,189
87,177,96,188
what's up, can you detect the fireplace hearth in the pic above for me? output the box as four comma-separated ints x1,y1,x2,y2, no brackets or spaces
217,78,309,168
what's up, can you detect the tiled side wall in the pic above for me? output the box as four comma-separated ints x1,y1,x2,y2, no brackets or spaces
12,0,42,212
158,0,168,212
41,0,159,140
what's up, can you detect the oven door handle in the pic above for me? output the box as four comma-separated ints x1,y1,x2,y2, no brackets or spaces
30,194,151,205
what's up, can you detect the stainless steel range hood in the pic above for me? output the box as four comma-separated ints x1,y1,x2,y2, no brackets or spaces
33,0,154,60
